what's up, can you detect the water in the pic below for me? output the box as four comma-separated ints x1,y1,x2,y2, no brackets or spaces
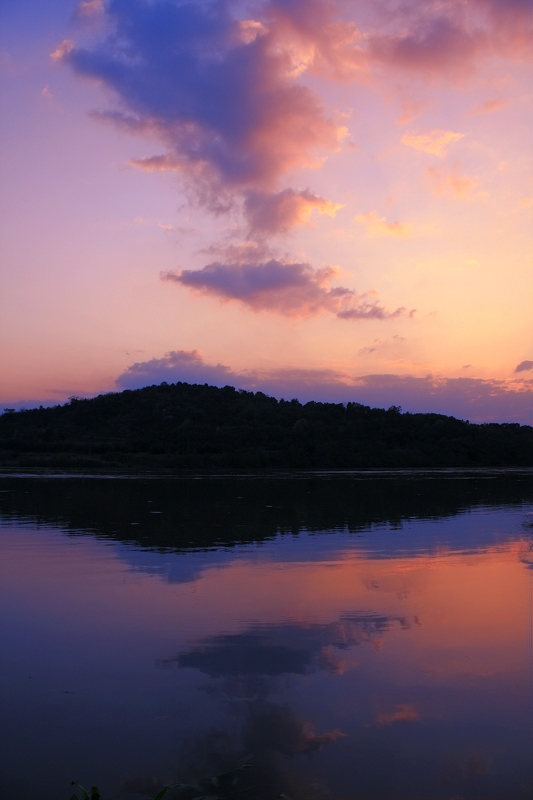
0,473,532,799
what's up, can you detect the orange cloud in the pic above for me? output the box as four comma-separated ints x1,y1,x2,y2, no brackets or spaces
355,210,411,238
401,129,464,158
129,155,182,173
375,703,421,727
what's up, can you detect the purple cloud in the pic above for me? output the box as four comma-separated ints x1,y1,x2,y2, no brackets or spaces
116,349,234,391
515,360,533,373
116,350,533,424
59,0,342,201
162,259,405,319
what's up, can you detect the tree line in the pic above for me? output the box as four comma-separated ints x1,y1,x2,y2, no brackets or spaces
1,381,532,469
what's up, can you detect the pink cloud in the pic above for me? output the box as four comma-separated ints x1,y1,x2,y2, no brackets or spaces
129,155,182,173
369,16,479,76
395,98,427,126
427,161,477,198
244,188,343,235
162,259,405,320
469,98,508,116
50,39,74,62
367,0,531,76
260,0,367,80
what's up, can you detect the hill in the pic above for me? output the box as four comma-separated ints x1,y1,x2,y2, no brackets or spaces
1,381,532,470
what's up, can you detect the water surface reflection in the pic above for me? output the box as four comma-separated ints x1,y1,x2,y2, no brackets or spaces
0,474,532,799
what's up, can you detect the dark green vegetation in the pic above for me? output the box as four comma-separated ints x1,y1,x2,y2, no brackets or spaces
1,381,532,469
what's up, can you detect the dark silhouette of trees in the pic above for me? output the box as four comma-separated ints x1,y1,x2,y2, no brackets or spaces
0,381,532,469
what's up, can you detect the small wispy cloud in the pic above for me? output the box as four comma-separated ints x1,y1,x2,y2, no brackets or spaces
50,39,74,62
427,161,477,198
395,98,427,126
374,704,421,728
514,360,533,374
355,210,411,238
470,98,508,116
401,129,464,158
129,155,183,174
75,0,105,17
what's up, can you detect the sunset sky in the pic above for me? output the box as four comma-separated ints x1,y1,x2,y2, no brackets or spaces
1,0,532,422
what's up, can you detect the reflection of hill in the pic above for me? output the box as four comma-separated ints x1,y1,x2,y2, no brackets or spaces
0,474,532,552
1,382,533,468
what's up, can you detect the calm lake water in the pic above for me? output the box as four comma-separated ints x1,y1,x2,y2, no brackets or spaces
0,473,532,800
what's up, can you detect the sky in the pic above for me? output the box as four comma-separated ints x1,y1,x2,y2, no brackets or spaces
0,0,532,423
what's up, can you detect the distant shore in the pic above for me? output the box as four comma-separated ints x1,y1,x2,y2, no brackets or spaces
2,467,533,480
2,382,533,470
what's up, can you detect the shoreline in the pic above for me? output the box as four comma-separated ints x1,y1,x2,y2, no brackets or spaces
2,466,533,480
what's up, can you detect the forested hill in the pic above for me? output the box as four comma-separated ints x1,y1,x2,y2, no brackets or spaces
1,381,532,470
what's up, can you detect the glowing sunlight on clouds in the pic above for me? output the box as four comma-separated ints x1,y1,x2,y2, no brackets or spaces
0,0,531,418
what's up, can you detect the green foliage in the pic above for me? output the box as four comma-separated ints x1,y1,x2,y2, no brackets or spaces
1,381,532,469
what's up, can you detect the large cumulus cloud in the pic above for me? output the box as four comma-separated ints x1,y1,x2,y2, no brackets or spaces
57,0,530,208
60,0,345,198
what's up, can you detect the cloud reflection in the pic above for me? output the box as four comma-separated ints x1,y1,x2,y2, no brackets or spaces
160,614,415,678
